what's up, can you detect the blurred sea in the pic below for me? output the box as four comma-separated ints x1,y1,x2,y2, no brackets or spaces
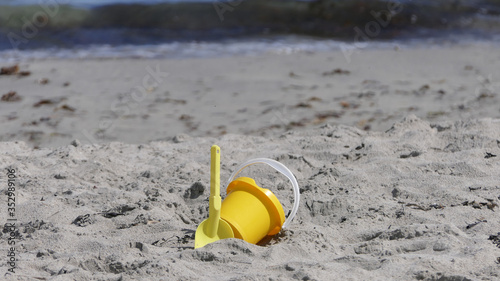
0,0,213,8
0,0,499,61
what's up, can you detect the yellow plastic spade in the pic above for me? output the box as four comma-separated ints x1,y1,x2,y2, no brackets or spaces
194,145,234,249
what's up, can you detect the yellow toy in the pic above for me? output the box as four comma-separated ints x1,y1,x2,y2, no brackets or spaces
194,145,234,249
194,145,300,248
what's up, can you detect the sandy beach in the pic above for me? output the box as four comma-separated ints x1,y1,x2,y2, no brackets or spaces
1,42,499,148
1,42,500,280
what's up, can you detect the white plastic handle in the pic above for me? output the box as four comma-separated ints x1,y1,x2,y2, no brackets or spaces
225,158,300,229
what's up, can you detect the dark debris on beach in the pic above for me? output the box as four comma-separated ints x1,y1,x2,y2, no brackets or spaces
1,91,22,102
0,65,19,75
0,64,31,77
485,152,497,158
489,233,500,248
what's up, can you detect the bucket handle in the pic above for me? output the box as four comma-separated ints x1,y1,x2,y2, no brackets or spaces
225,158,300,229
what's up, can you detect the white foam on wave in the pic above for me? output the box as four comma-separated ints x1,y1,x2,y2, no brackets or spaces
0,35,498,63
0,36,397,63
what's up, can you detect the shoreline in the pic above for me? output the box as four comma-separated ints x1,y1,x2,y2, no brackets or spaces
1,34,500,63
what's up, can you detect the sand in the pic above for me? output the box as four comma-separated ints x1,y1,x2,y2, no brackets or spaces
1,42,499,148
1,43,500,280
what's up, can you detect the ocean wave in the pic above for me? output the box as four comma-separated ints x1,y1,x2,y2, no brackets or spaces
1,0,499,49
0,37,319,60
0,36,390,62
1,34,499,63
1,0,500,61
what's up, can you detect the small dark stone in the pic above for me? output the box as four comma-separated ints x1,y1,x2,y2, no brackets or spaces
489,232,500,248
54,174,66,179
184,182,205,199
70,139,80,147
400,151,421,159
131,242,149,253
392,188,401,198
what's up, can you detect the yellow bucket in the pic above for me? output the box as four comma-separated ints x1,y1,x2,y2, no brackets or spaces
220,177,285,244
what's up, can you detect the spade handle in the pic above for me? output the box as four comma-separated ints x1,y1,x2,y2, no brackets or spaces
207,145,221,237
